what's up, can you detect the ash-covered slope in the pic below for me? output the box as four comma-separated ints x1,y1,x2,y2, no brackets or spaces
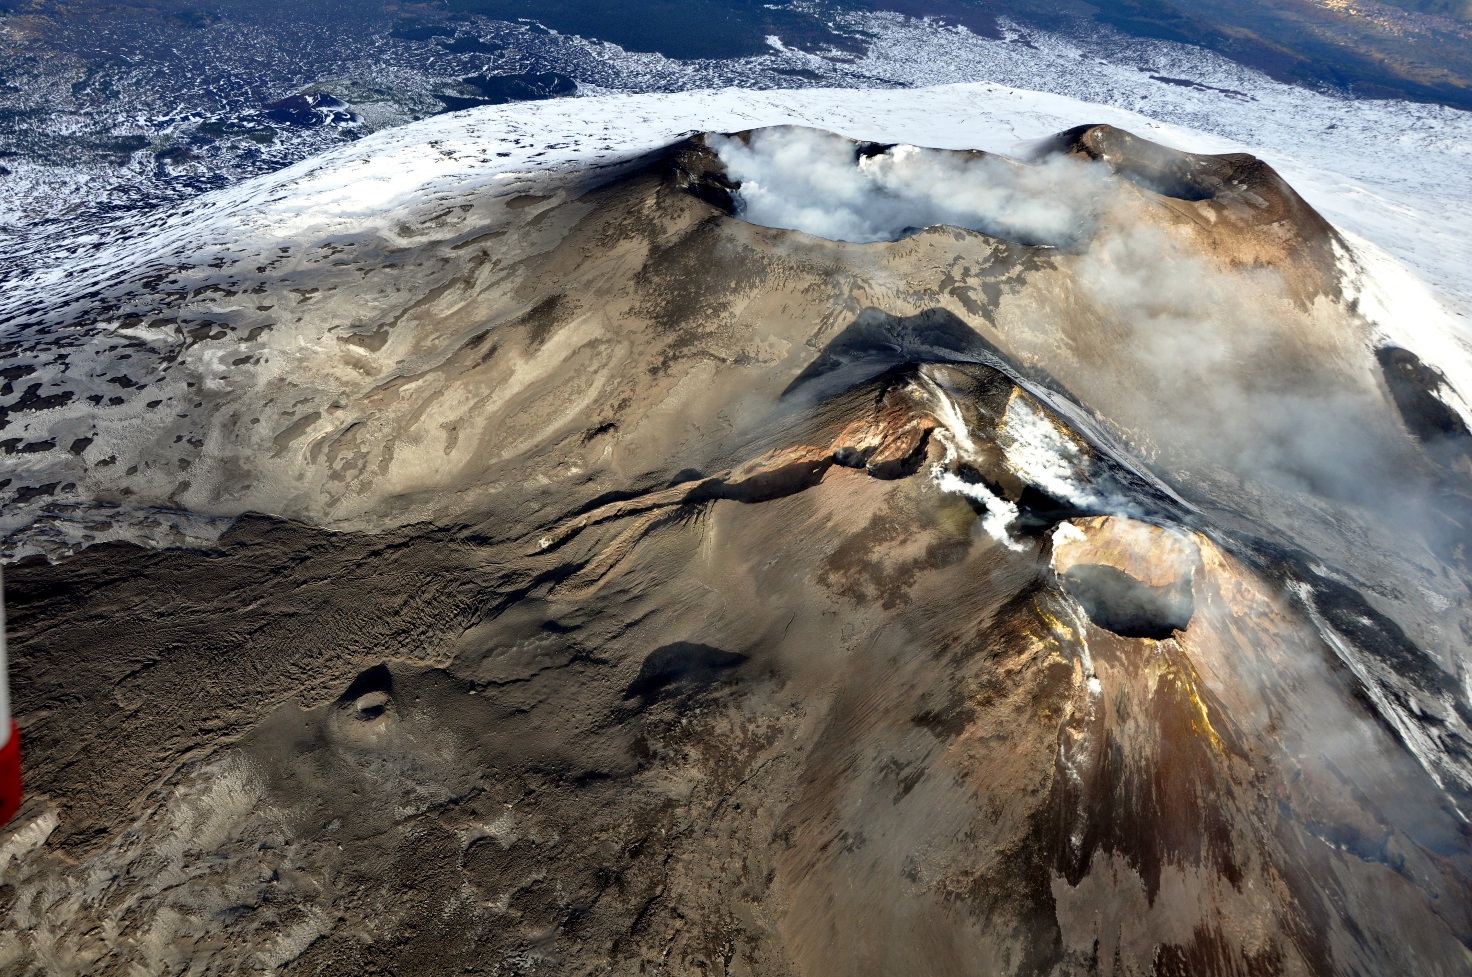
3,97,1472,976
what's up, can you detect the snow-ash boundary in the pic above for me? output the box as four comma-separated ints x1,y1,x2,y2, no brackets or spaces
5,80,1469,406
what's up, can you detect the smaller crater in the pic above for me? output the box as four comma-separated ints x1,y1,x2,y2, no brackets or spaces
1062,563,1193,640
353,690,391,720
331,664,399,739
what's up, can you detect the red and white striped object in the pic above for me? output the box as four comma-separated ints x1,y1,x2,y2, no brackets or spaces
0,569,20,825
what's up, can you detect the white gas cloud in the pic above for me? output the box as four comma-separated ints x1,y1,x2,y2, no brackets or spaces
710,127,1113,246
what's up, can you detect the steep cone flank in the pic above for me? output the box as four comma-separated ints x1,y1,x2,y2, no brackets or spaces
3,123,1472,976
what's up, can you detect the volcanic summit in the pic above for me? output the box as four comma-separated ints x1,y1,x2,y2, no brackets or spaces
2,89,1471,977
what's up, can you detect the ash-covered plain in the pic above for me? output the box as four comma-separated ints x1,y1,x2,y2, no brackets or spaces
3,101,1472,976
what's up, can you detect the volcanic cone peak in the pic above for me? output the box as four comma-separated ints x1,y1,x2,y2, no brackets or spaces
1052,123,1313,215
678,124,1340,289
1063,123,1344,293
518,359,1132,598
6,109,1472,975
0,122,1371,563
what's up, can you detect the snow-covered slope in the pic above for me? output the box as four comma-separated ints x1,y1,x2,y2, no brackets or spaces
8,82,1469,397
7,9,1472,328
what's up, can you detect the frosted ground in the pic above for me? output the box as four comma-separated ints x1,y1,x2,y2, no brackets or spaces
9,72,1471,377
4,7,1472,331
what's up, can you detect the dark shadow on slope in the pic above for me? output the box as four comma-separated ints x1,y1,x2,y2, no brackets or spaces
439,72,577,112
1374,345,1472,561
781,306,1060,402
337,662,395,704
625,642,748,701
1378,345,1472,446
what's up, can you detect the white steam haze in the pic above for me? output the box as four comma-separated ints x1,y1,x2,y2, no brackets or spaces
713,127,1397,516
711,126,1469,607
710,127,1113,245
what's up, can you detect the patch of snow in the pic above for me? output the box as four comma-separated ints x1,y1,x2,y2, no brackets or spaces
1292,579,1472,818
999,393,1100,509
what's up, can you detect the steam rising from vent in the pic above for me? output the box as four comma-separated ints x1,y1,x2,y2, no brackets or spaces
710,127,1113,246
